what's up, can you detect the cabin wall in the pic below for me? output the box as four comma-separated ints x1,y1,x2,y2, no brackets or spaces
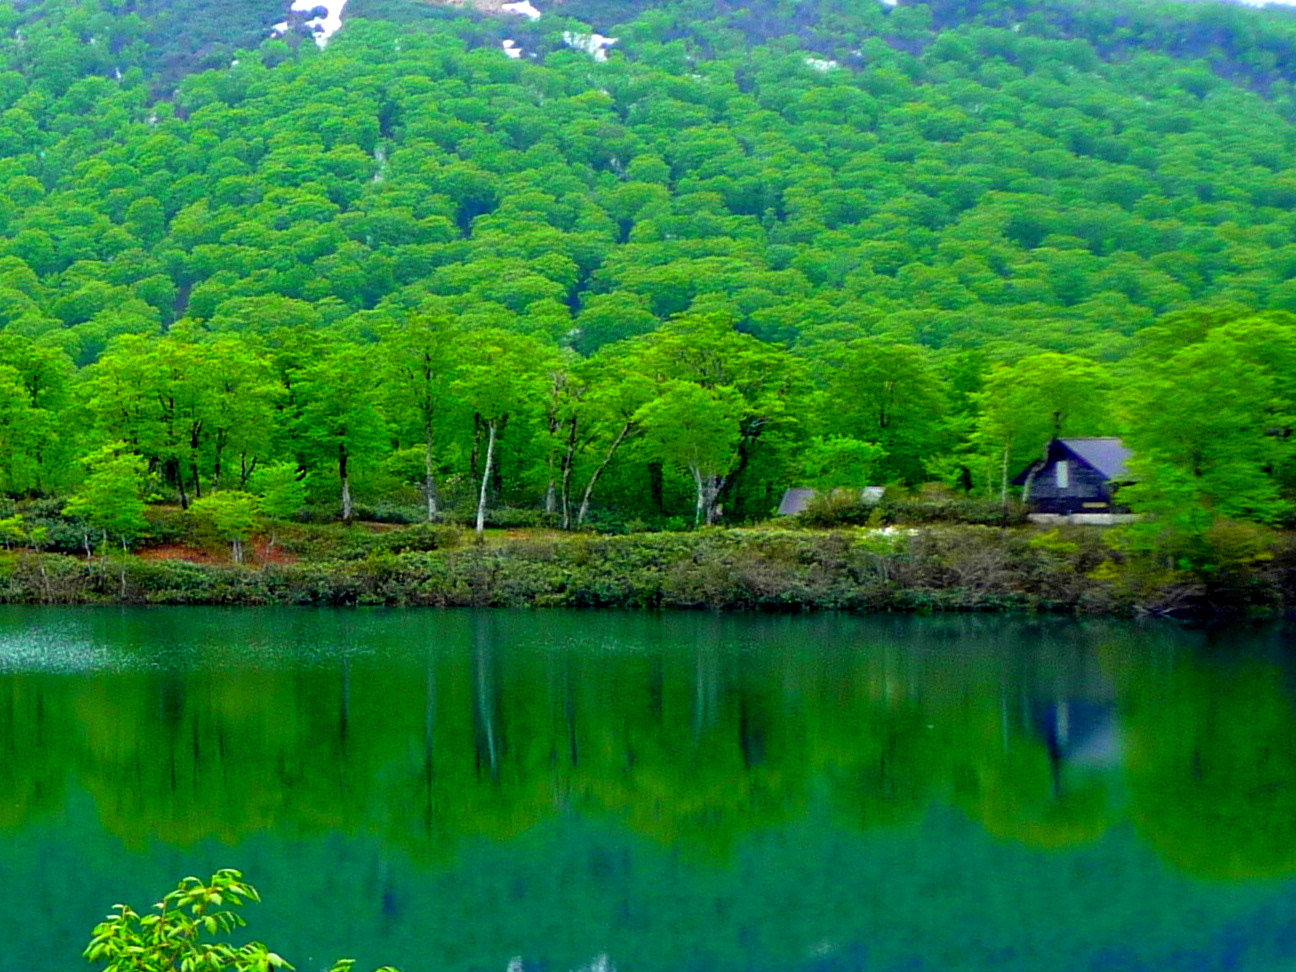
1026,457,1124,514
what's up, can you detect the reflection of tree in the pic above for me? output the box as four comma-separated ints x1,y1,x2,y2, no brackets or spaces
1123,661,1296,880
0,675,68,830
952,733,1113,850
809,653,943,832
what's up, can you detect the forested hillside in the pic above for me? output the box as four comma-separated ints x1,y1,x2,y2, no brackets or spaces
3,0,1296,550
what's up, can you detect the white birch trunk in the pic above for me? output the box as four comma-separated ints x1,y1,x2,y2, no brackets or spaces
339,440,354,523
475,419,497,541
691,467,725,526
424,431,438,522
1000,442,1011,507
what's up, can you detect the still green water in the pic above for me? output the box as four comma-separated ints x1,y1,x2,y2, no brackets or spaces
2,608,1295,972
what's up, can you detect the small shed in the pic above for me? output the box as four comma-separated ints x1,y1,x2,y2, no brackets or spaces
778,488,819,516
776,486,886,516
1011,437,1132,515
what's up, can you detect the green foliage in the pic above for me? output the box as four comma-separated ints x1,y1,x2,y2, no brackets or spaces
6,0,1296,550
63,444,149,549
1123,324,1293,526
797,436,887,491
188,492,259,563
974,353,1113,498
249,463,308,523
84,869,398,972
795,492,1025,529
823,342,948,484
0,512,46,549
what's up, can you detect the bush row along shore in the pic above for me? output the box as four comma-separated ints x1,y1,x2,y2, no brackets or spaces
2,525,1289,618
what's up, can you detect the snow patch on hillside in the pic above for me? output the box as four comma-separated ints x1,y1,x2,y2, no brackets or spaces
563,31,617,61
501,1,542,20
290,0,348,48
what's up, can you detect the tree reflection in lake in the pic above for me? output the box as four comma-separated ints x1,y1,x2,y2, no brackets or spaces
2,609,1296,971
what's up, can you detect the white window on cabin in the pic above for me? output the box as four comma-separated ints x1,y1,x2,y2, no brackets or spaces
1056,461,1069,489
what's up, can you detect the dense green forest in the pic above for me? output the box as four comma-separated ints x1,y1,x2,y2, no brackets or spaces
4,0,1296,559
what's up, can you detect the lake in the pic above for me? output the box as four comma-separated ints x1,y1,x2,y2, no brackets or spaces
2,607,1295,972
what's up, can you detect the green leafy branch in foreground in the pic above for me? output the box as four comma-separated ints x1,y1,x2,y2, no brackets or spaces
84,868,399,972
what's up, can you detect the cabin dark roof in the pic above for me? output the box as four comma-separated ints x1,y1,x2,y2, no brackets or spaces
1060,438,1131,481
1010,437,1132,486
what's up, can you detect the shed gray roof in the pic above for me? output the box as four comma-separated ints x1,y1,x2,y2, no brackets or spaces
778,488,818,516
1060,438,1131,481
777,487,887,515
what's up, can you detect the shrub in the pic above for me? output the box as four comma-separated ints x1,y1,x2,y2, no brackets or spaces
371,522,465,553
795,493,1026,528
84,868,399,972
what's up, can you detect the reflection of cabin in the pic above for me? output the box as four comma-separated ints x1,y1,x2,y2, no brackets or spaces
1031,698,1122,797
1012,437,1132,515
777,487,885,516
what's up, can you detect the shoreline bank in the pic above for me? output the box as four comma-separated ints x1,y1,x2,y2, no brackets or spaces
1,526,1288,618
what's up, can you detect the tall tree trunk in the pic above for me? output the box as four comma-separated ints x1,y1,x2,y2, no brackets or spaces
492,416,508,497
714,425,760,519
559,416,579,530
475,419,497,541
692,467,726,526
648,461,665,514
999,440,1017,525
231,537,244,565
543,403,563,518
190,423,203,499
999,442,1011,507
1019,440,1051,515
706,477,724,526
213,429,227,491
575,423,632,527
424,426,439,522
171,458,189,509
470,414,483,483
1022,465,1040,507
339,441,353,524
701,470,726,526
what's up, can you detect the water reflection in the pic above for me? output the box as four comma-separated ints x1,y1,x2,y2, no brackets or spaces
2,609,1296,971
1,611,1295,866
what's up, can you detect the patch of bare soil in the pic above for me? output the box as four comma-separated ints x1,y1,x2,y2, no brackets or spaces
136,536,300,566
137,543,219,564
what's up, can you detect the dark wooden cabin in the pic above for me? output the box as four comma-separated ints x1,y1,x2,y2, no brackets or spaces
1011,437,1132,514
